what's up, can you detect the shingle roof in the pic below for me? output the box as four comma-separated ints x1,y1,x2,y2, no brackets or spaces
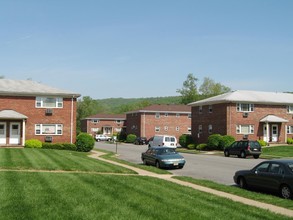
0,79,81,97
127,104,191,114
188,90,293,106
0,110,28,119
85,114,126,120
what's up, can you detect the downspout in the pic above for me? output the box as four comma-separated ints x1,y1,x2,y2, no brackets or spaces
22,119,26,146
70,96,74,144
143,112,145,137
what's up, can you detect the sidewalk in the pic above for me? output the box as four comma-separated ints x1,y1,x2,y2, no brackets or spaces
89,150,293,218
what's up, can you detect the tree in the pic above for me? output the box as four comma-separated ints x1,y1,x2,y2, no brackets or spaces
199,77,231,98
176,73,199,104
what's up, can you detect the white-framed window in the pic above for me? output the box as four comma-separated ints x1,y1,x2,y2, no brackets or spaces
36,97,63,108
155,113,160,119
91,128,99,132
199,106,202,114
236,103,254,112
287,106,293,114
208,125,212,134
164,113,168,117
35,124,63,135
188,114,191,119
287,125,293,134
187,127,191,132
176,126,180,131
164,126,168,131
198,125,202,134
209,105,213,113
155,126,160,132
176,113,180,117
91,119,99,123
236,125,254,134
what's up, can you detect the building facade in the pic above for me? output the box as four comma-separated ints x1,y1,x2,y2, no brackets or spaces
81,114,126,137
189,90,293,144
0,79,80,146
126,104,191,140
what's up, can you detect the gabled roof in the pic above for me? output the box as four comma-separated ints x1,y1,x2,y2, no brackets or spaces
260,115,288,123
127,104,191,114
0,79,81,98
0,110,28,119
84,114,126,120
188,90,293,106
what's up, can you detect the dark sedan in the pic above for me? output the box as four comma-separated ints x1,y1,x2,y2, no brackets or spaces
234,159,293,199
141,146,185,169
134,137,148,145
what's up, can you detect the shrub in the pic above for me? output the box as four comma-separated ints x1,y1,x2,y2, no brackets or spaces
76,133,95,152
287,138,293,145
187,143,196,149
220,135,235,150
258,140,267,146
126,134,136,143
196,143,208,151
207,134,223,150
25,139,42,148
179,134,194,148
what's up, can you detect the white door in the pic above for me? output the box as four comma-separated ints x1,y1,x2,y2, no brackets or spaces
9,123,21,145
272,124,278,142
0,122,6,144
263,124,269,142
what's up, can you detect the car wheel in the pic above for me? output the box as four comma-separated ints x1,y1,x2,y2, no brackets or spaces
253,155,259,159
155,161,160,169
224,150,230,157
280,185,292,199
239,177,247,189
240,151,246,158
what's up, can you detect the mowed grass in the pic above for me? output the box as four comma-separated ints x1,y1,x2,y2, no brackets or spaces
261,145,293,158
0,148,135,173
0,148,291,219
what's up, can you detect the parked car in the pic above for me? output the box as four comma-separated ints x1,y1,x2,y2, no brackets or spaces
148,135,177,148
224,140,261,159
95,134,112,142
134,137,148,145
141,146,185,169
234,159,293,199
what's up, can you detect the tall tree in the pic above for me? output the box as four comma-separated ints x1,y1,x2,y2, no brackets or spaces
176,73,199,104
199,77,231,97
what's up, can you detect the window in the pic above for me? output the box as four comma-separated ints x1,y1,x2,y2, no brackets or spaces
287,106,293,114
35,124,63,135
0,124,4,135
176,126,179,131
208,125,212,134
188,114,191,119
209,105,213,113
176,113,180,117
199,106,202,114
164,126,168,131
36,97,63,108
187,127,191,132
155,126,160,132
164,113,168,117
198,125,202,134
237,103,254,112
236,125,254,134
287,126,293,134
91,119,99,123
155,113,160,119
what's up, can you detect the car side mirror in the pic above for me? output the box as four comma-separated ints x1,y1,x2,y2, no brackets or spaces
254,170,258,175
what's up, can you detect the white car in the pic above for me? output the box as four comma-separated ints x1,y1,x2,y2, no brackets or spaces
95,134,112,141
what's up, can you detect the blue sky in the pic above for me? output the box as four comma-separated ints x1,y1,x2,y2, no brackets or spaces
0,0,292,99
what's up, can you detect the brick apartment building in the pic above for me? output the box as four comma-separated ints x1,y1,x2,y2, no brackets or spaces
0,79,80,146
126,104,191,140
189,90,293,144
81,114,126,137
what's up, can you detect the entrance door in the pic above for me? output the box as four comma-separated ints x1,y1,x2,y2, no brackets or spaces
9,123,20,145
271,124,278,142
0,122,6,144
263,124,269,142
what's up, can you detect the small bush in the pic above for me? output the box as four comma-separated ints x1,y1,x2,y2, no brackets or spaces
126,134,136,143
220,135,235,150
179,134,194,148
76,133,95,152
258,140,267,146
187,143,196,149
207,134,223,150
196,143,208,151
287,138,293,145
25,139,42,148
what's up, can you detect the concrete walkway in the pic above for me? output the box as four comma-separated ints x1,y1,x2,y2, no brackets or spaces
89,150,293,218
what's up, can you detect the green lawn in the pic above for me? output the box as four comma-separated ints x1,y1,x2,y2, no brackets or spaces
261,145,293,158
0,148,291,219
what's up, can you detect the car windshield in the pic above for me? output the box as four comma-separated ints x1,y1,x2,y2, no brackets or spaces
158,148,176,155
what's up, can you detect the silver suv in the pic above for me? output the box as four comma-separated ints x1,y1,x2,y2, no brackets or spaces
224,140,262,159
95,134,111,142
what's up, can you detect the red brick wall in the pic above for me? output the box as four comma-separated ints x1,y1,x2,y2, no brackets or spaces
192,103,293,144
0,96,78,144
